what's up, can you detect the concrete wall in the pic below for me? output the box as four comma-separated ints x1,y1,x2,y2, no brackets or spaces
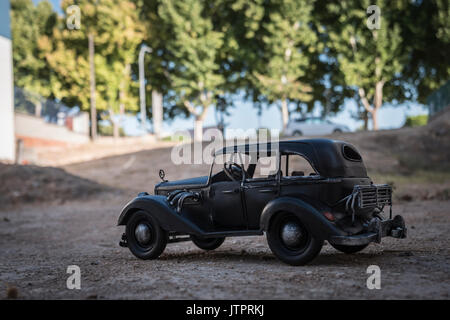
15,113,90,146
0,5,16,162
72,112,90,135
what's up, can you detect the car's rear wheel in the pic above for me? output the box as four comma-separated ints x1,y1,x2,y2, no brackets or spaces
126,210,168,260
266,212,323,266
333,128,342,133
330,243,368,254
191,236,225,251
293,130,303,137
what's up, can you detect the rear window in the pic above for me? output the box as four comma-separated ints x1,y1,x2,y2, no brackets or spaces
282,154,317,177
342,145,362,161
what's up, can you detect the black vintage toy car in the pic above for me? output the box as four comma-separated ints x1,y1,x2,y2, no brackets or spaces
118,139,406,265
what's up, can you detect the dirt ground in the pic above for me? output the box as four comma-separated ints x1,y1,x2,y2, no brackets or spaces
0,195,449,299
1,117,450,299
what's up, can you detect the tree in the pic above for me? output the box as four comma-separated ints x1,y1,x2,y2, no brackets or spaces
132,0,177,138
43,0,107,139
251,0,318,132
398,0,450,104
325,0,407,130
43,0,143,139
11,0,57,117
158,0,225,141
209,0,268,126
96,1,144,138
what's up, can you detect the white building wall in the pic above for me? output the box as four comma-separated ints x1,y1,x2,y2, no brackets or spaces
15,113,90,145
0,34,15,162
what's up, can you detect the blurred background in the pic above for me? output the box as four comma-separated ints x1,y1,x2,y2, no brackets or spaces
1,0,448,160
0,0,449,299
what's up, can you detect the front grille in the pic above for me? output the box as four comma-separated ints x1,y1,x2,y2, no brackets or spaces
354,184,392,209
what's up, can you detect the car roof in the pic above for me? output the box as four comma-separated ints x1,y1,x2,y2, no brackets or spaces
215,139,367,178
215,138,334,155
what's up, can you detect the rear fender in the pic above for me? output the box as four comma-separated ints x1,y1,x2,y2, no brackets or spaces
260,197,346,240
117,195,202,235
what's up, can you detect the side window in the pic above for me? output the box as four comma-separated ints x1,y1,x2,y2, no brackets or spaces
282,154,317,178
212,152,250,176
211,153,227,176
252,156,278,179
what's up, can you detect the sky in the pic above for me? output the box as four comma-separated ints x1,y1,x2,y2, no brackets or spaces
33,0,429,136
152,97,427,137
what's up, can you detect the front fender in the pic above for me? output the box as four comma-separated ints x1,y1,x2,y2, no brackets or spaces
117,195,202,235
260,197,346,240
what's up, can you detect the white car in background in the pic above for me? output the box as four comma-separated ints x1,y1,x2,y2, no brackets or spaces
284,117,351,136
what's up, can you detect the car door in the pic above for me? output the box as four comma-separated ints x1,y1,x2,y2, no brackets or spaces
210,180,247,230
310,119,329,135
243,178,278,230
310,118,326,135
243,155,279,229
279,153,321,199
322,120,336,135
295,119,308,135
306,118,324,135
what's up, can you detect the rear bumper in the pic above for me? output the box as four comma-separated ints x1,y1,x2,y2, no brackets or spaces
329,215,407,246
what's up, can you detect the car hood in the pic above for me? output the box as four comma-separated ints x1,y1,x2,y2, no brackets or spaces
155,176,209,192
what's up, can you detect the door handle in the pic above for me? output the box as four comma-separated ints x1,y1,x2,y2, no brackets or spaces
222,189,239,194
258,189,277,193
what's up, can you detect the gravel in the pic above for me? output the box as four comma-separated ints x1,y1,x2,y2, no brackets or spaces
0,196,448,299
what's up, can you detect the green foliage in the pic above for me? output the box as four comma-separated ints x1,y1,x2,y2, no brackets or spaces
324,0,408,129
254,0,316,102
322,0,449,110
11,0,57,107
403,114,428,128
98,123,126,137
328,1,404,87
158,0,225,108
10,0,450,134
157,0,230,139
44,0,143,116
400,0,450,104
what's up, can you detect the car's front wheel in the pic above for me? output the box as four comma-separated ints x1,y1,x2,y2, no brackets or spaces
191,236,225,251
330,243,368,254
126,210,168,260
266,212,323,266
293,130,303,137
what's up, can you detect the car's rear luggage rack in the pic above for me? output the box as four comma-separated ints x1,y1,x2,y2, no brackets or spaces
355,184,392,209
345,184,393,223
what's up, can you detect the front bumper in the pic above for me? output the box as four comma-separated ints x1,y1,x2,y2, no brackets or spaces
329,215,407,246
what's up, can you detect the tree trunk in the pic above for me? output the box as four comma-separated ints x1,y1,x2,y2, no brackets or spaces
281,98,289,133
194,117,203,142
119,94,125,139
372,81,384,131
88,32,97,140
358,87,377,131
109,108,119,140
34,100,42,117
371,108,378,131
152,90,163,138
113,120,119,139
118,103,126,139
363,110,369,131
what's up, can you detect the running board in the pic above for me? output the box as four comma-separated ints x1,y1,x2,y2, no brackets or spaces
193,230,263,238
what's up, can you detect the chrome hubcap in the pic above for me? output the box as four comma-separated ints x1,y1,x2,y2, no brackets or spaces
281,222,303,247
135,223,151,245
